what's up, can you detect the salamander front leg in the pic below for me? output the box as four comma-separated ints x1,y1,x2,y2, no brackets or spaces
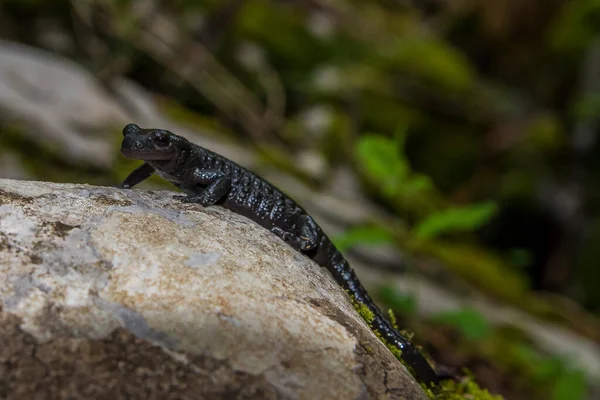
174,176,232,207
117,163,155,188
271,214,319,252
174,168,232,207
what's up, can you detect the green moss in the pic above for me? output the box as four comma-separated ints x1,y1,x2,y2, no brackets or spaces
400,329,415,341
351,296,375,325
348,293,502,399
388,308,399,330
373,330,404,360
423,375,504,400
348,293,415,376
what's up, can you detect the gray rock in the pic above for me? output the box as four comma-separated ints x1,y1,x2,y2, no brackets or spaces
0,153,29,180
0,40,128,167
0,178,427,400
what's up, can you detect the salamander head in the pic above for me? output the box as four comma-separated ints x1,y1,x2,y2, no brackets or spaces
120,123,191,161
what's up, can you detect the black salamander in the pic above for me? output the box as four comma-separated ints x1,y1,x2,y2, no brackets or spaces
117,123,440,387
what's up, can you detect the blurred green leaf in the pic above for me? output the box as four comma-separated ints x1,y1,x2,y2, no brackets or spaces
356,133,409,196
377,285,417,315
413,201,498,240
383,37,475,92
513,344,569,385
532,357,565,382
402,175,434,196
358,94,421,134
551,369,586,400
527,113,564,154
572,93,600,120
433,308,492,340
410,240,529,301
508,248,534,269
550,0,600,56
332,225,395,252
511,343,540,362
237,0,327,67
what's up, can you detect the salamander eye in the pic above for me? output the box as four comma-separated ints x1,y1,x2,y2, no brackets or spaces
152,131,170,148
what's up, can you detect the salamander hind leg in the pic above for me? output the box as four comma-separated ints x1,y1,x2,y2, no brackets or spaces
271,214,319,252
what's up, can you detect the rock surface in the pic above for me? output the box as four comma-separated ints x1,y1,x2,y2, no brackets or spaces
0,178,426,400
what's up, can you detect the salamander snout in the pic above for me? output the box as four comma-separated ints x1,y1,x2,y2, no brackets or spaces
123,123,141,137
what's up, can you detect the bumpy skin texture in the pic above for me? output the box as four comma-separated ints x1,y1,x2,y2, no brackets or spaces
117,124,440,387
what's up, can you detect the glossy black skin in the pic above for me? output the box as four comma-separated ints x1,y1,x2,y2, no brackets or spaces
118,123,440,387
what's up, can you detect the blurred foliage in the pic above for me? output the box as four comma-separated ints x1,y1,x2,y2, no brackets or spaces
337,131,529,306
549,0,600,57
356,131,438,214
378,285,418,316
433,308,493,341
2,0,600,398
413,202,498,241
378,286,589,400
333,224,395,253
